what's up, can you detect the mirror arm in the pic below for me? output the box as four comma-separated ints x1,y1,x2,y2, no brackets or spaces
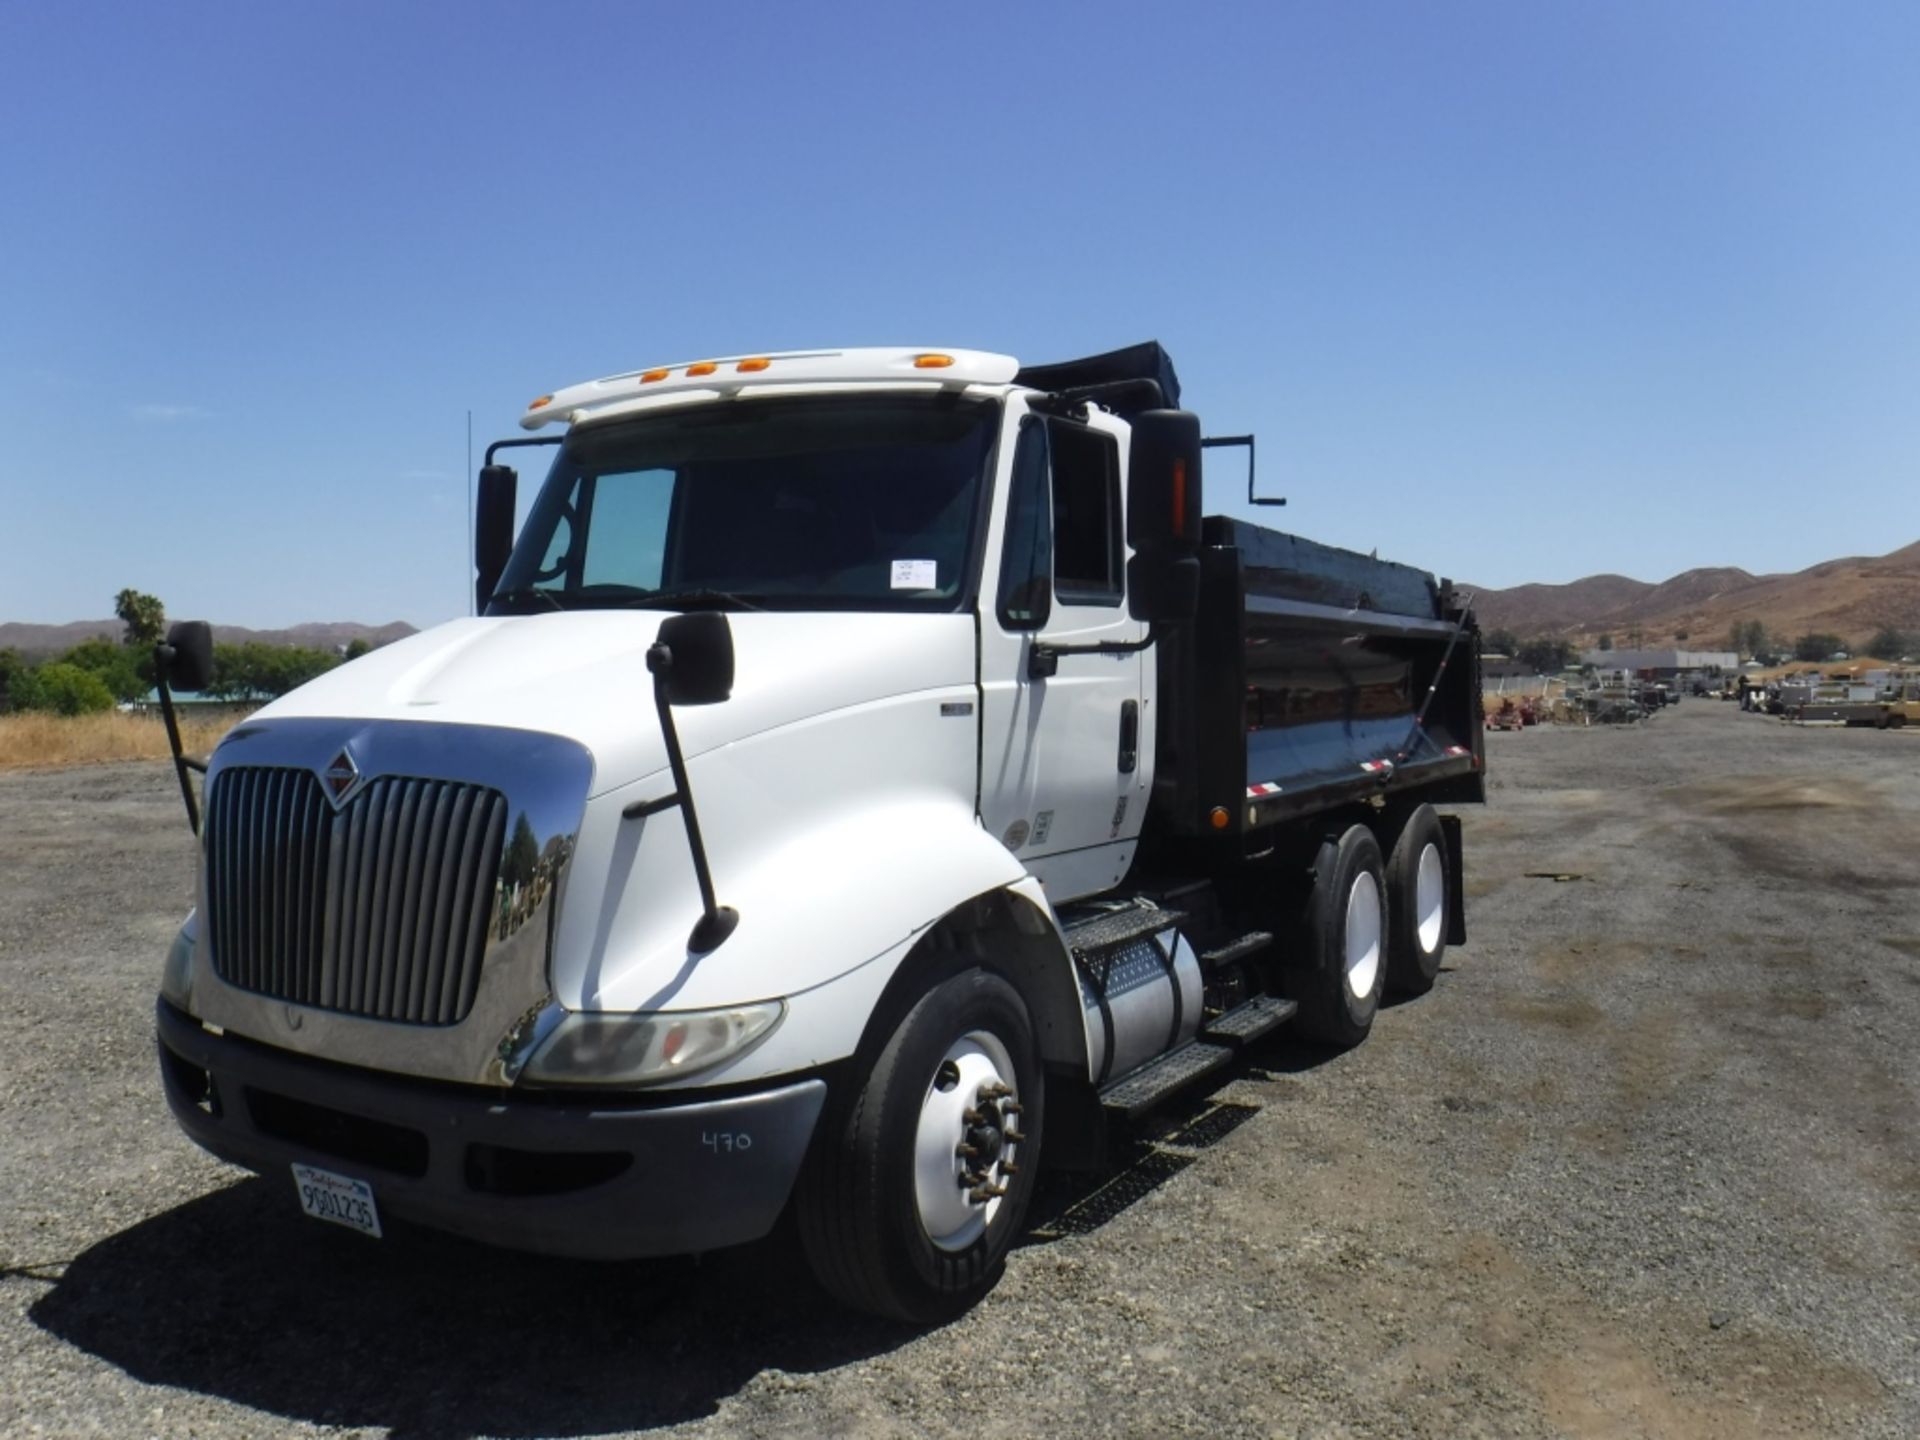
1028,623,1173,680
483,435,563,466
151,642,202,834
644,642,740,954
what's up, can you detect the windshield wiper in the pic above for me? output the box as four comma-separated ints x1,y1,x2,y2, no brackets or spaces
490,586,568,613
621,588,768,613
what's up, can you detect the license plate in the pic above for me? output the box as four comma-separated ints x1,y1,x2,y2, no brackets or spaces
291,1162,383,1238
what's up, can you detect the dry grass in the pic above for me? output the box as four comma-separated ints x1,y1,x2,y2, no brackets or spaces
0,710,246,772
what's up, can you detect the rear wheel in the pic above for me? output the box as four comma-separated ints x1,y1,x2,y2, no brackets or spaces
796,967,1042,1323
1287,825,1388,1046
1386,805,1449,997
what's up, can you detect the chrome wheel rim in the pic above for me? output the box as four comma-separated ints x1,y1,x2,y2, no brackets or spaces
1415,842,1445,954
913,1030,1021,1253
1344,871,1383,1000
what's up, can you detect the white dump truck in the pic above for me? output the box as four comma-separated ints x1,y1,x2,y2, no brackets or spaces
154,343,1484,1321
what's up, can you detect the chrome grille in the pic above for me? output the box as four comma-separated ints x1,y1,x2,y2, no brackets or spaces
205,766,509,1025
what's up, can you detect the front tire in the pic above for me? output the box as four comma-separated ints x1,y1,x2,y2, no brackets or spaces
796,967,1042,1323
1288,824,1388,1047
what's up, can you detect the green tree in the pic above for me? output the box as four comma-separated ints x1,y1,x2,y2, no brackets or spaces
114,589,166,650
1516,637,1574,674
0,648,25,711
206,642,341,701
1793,632,1846,662
17,662,116,715
1597,634,1613,651
58,637,147,703
1864,626,1908,659
343,637,372,660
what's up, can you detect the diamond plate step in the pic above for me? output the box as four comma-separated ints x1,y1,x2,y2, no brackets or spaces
1199,930,1274,966
1099,1039,1235,1119
1202,994,1298,1047
1062,903,1186,960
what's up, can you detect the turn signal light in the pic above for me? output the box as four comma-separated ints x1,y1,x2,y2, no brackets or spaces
914,354,955,369
736,357,771,373
1209,806,1230,830
528,395,553,410
639,369,669,383
686,361,718,377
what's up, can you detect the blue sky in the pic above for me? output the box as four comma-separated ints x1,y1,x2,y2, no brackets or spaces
3,1,1915,630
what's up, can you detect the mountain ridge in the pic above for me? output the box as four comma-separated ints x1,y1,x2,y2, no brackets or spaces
1469,541,1920,647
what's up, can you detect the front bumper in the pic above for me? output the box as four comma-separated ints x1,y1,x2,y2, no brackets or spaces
156,999,826,1260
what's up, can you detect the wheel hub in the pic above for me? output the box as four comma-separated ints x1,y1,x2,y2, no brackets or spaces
915,1033,1024,1251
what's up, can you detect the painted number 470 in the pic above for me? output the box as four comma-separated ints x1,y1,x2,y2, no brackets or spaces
701,1131,752,1154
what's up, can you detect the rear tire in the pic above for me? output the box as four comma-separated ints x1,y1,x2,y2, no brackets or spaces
1287,825,1388,1047
1385,805,1448,997
796,967,1042,1323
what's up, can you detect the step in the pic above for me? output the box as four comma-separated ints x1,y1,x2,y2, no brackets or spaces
1099,1039,1236,1119
1202,994,1298,1047
1062,903,1187,961
1199,930,1275,966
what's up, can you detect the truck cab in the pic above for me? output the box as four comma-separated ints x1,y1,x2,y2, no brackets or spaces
156,343,1480,1321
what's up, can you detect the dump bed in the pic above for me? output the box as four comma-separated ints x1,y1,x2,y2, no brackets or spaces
1152,516,1484,837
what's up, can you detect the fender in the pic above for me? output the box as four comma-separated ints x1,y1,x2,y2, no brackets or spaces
550,784,1090,1088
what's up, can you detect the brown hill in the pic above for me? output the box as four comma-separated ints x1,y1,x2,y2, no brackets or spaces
0,619,418,660
1472,541,1920,649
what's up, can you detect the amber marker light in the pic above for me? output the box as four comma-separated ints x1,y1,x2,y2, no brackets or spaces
528,395,553,410
736,357,771,373
1209,806,1230,830
913,353,955,369
639,369,670,384
686,361,718,377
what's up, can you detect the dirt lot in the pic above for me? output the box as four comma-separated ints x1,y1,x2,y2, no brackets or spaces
2,701,1917,1438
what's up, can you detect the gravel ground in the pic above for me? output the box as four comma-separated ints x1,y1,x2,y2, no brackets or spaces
2,700,1917,1438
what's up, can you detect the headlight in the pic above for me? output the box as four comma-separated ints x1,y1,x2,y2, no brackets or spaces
161,910,198,1009
520,1000,785,1087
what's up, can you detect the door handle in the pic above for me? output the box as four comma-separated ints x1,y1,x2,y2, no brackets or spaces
1118,700,1138,774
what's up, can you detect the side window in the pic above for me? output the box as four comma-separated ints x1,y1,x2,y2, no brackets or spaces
579,469,674,590
996,421,1052,630
1047,418,1122,606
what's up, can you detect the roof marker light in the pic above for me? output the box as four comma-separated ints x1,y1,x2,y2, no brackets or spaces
639,369,670,384
686,361,718,377
528,394,553,410
914,353,955,369
736,357,771,373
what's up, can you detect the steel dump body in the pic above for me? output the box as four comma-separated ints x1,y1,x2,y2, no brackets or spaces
1154,516,1484,837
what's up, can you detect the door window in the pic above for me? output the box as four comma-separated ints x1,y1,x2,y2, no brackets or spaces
1047,419,1122,606
996,421,1053,630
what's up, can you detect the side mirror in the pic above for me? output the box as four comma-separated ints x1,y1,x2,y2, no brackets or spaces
1127,554,1200,625
647,612,734,706
159,620,215,693
1127,409,1202,558
475,464,518,611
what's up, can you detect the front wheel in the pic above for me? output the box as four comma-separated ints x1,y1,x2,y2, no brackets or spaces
796,967,1042,1323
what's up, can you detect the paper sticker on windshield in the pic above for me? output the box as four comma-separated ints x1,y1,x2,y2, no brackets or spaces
891,559,937,590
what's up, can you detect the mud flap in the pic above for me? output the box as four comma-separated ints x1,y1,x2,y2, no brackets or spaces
1441,812,1467,946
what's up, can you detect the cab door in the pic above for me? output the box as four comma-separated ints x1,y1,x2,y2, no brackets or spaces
978,401,1152,902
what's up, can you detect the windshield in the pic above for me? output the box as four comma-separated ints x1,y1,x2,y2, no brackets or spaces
488,394,998,614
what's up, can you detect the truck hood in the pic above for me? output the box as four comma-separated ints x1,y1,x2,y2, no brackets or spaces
252,611,977,796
